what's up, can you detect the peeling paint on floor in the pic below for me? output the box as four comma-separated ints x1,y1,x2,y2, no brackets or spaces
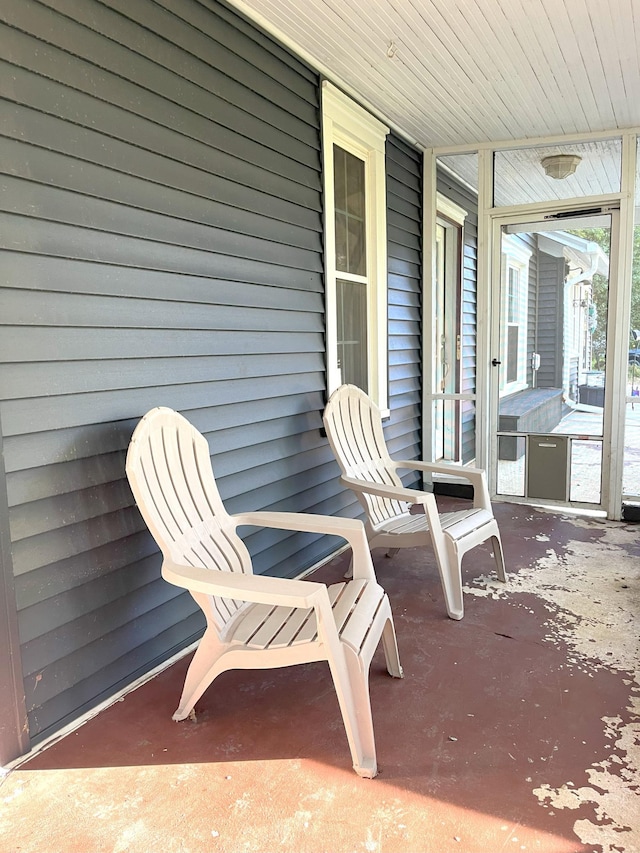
467,515,640,853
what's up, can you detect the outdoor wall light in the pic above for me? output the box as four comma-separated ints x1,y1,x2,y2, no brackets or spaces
541,153,582,179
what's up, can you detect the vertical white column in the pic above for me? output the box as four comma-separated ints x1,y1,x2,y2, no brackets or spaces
476,149,495,476
605,133,637,518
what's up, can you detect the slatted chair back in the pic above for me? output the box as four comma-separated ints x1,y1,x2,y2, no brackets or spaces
126,407,249,630
323,384,410,527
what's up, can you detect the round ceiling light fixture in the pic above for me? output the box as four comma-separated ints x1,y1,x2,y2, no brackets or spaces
541,153,582,180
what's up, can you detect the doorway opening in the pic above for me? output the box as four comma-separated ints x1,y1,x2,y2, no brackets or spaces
493,210,615,510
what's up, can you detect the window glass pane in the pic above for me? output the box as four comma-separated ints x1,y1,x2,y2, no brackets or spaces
334,145,366,275
346,153,365,217
335,210,347,271
570,439,602,503
508,268,518,323
433,399,463,463
497,438,525,497
623,400,640,498
337,278,368,391
347,215,365,275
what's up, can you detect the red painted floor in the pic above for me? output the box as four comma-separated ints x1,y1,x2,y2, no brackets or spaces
2,501,638,853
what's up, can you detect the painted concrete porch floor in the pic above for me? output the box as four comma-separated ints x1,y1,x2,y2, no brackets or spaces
1,501,639,853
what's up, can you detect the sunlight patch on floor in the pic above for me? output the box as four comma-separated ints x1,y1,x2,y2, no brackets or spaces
0,762,584,853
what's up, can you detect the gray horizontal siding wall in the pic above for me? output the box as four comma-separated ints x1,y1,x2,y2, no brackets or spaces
537,254,565,388
386,136,423,486
522,232,539,388
0,0,329,746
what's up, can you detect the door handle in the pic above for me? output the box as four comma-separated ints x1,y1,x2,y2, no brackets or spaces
491,358,502,366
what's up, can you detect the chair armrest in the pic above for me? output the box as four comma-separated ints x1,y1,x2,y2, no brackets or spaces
340,475,436,508
234,510,377,582
234,510,364,538
341,475,444,540
162,559,326,609
392,461,491,509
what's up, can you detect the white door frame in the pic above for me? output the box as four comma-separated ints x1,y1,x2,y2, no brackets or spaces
488,205,619,514
425,131,637,520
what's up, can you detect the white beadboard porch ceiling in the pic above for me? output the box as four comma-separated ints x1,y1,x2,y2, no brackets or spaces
227,0,640,203
229,0,640,149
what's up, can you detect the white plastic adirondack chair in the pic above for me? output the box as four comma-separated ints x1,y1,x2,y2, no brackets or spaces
323,385,506,621
125,407,403,778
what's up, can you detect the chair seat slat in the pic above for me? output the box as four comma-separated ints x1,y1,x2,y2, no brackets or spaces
380,513,426,535
231,604,286,646
440,509,493,538
268,604,316,646
337,583,386,653
229,579,385,652
379,509,491,539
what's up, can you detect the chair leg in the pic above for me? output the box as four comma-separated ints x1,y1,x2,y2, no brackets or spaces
491,534,507,582
327,647,377,778
381,616,404,679
440,540,465,621
343,556,354,580
172,628,226,721
385,547,400,558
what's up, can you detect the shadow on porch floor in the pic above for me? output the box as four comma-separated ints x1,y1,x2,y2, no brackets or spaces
2,502,639,853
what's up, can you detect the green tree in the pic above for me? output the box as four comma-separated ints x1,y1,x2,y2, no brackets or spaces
568,225,640,368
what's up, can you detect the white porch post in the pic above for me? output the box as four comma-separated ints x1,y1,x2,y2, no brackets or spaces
476,148,494,475
604,132,637,519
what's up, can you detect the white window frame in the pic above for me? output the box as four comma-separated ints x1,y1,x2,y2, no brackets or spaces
322,81,389,411
435,192,467,397
434,194,467,463
501,235,532,395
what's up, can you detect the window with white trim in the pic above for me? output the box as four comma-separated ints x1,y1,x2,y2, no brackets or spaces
322,82,389,409
501,235,531,394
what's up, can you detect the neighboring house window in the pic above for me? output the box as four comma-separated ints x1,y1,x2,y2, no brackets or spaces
506,265,521,383
501,235,531,393
322,81,389,410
